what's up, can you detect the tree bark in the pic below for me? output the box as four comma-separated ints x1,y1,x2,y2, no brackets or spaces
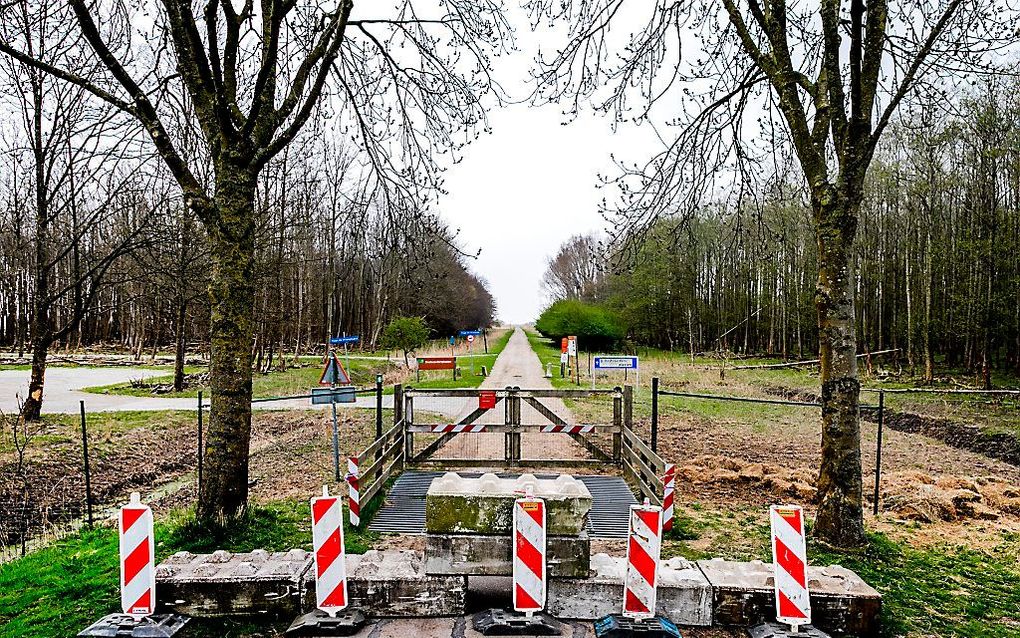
173,298,187,393
812,185,865,547
197,162,257,523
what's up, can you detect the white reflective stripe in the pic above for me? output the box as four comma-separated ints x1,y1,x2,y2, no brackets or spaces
770,506,810,625
771,511,806,563
312,499,340,544
121,564,153,615
316,552,347,609
623,505,661,618
513,499,546,611
119,507,154,616
311,495,347,613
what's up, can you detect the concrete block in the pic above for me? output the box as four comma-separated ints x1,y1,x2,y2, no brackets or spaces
303,550,467,617
697,559,881,636
425,472,592,535
425,533,590,578
547,553,712,626
155,549,311,617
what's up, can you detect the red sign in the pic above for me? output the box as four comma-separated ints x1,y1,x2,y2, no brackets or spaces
478,390,497,410
561,338,568,353
417,356,456,371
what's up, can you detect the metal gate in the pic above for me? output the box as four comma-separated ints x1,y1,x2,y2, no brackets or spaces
401,386,630,468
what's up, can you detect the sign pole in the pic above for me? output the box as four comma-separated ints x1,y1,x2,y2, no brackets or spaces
330,347,340,483
483,328,488,353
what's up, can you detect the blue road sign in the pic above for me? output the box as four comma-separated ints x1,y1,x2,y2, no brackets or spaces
311,387,357,405
330,335,360,345
594,356,639,370
458,330,482,337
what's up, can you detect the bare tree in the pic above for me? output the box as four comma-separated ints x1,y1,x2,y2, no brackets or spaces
541,233,605,302
0,0,152,421
0,0,510,521
530,0,1015,545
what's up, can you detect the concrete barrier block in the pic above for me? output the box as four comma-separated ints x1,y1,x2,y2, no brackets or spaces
697,559,881,636
302,550,467,617
425,472,592,536
425,532,590,578
155,549,311,617
547,553,712,626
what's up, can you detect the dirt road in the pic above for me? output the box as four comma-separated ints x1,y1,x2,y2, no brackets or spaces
437,327,589,463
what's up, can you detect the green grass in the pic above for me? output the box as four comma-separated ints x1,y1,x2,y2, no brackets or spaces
0,410,195,456
660,503,1020,637
0,498,383,638
408,328,512,390
81,358,396,400
810,531,1020,637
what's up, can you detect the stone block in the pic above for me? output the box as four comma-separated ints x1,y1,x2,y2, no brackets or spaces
425,532,590,578
697,559,881,636
547,553,712,626
425,472,592,535
155,549,311,617
302,550,467,617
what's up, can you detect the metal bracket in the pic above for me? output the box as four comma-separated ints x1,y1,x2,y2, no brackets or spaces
593,614,683,638
748,622,832,638
77,614,190,638
285,608,368,637
472,609,562,636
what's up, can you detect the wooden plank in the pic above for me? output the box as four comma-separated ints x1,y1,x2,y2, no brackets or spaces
519,389,621,399
623,455,662,505
358,422,403,460
622,428,666,473
358,436,404,486
622,442,664,498
412,406,490,463
361,455,402,506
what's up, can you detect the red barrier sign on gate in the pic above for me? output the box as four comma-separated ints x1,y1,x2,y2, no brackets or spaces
513,497,547,613
120,492,155,618
479,390,497,410
770,505,811,627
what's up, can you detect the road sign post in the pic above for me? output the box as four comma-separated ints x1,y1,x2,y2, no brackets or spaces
594,356,640,389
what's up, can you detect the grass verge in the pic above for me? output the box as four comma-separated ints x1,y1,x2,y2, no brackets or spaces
0,498,381,638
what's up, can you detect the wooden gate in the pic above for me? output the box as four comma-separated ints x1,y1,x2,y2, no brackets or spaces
401,386,629,468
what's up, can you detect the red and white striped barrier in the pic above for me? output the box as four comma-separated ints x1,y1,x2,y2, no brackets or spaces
513,497,547,614
119,492,155,618
346,456,360,527
429,423,487,433
623,502,662,619
539,424,595,434
661,463,675,533
770,505,811,628
312,486,349,615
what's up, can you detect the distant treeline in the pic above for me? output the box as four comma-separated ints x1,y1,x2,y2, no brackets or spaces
542,85,1020,382
0,138,495,368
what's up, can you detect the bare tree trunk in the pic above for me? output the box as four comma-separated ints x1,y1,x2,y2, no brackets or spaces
812,187,865,547
197,164,256,523
173,298,187,392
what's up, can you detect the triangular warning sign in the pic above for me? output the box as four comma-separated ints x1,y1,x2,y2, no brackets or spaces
319,353,352,386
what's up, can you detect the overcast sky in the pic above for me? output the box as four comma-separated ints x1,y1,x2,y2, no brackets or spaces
437,9,662,326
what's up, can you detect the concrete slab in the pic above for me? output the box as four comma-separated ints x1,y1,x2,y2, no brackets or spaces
697,559,881,636
425,472,592,536
425,533,590,578
156,549,311,617
302,550,467,617
546,553,713,626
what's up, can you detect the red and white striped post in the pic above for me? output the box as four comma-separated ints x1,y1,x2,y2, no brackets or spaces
312,485,349,616
512,496,547,615
661,463,675,533
770,505,811,629
346,456,360,527
623,502,662,619
119,492,156,619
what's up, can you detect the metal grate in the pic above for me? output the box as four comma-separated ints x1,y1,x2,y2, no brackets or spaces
368,471,637,539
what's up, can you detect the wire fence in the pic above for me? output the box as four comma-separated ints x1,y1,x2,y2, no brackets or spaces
0,380,387,562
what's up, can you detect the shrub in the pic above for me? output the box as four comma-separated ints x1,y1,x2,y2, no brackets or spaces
535,300,626,350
